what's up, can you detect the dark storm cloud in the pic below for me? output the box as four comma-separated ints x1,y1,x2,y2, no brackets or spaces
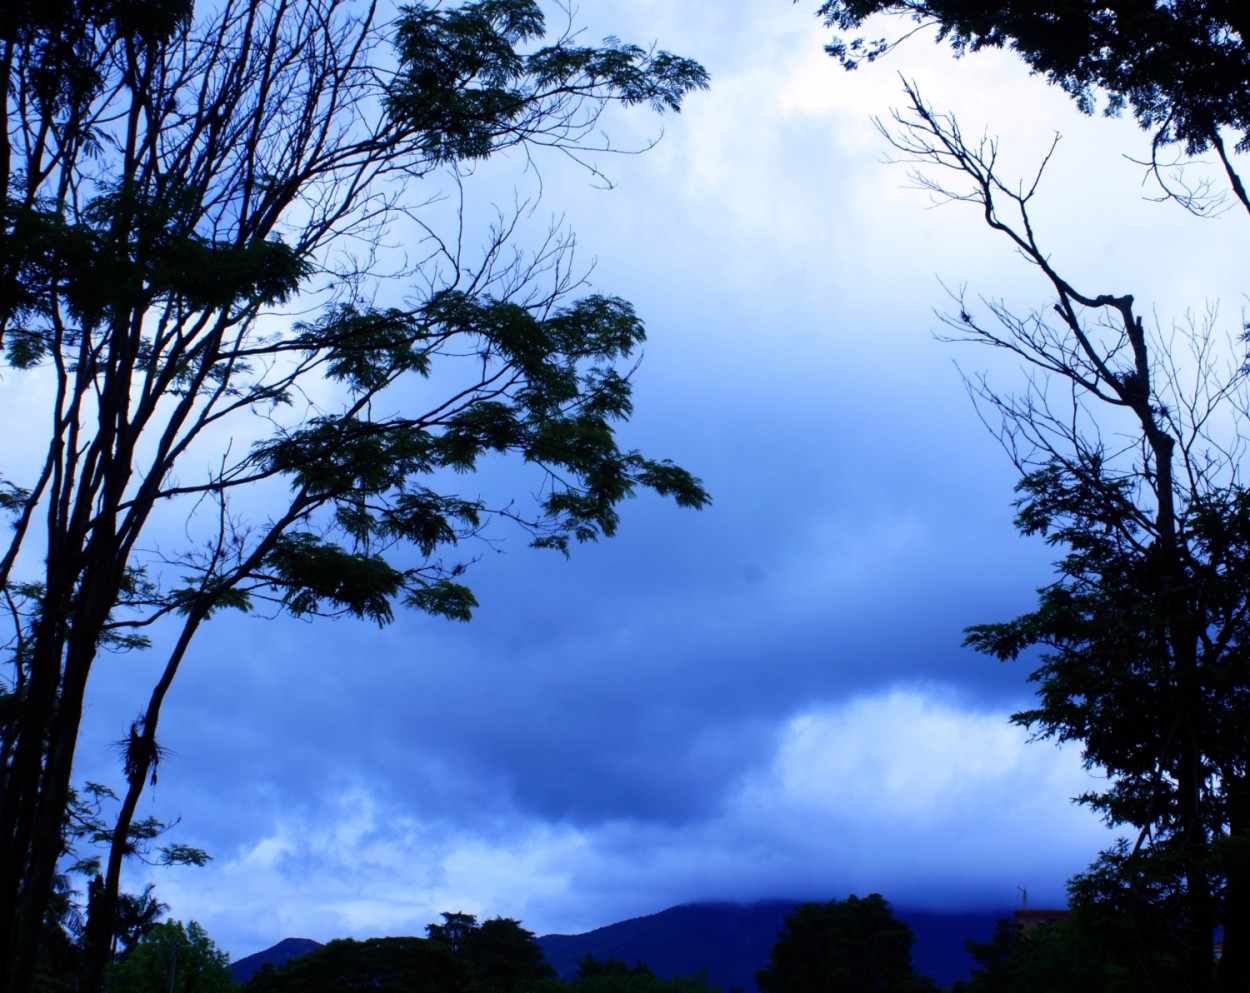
110,351,1051,841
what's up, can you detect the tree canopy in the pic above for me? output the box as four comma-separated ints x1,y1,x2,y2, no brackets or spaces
950,912,1132,993
426,912,555,993
872,63,1250,993
0,2,708,991
244,936,471,993
550,955,719,993
755,895,934,993
106,921,234,993
813,0,1250,207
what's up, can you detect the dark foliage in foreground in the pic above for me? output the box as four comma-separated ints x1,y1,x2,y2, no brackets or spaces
814,0,1250,158
0,3,708,991
757,896,937,993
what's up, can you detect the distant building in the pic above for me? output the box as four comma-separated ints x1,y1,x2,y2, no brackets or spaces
1013,909,1070,932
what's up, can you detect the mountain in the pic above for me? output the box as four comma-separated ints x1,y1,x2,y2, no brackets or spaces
536,900,1007,992
229,900,1010,990
539,901,793,993
894,908,1011,988
230,937,322,985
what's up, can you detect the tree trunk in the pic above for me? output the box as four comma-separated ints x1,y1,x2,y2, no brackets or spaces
1216,775,1250,993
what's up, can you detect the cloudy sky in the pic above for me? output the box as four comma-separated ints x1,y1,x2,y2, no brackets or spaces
67,0,1249,960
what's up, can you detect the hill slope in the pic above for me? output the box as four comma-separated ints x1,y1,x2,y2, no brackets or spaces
230,937,322,985
537,900,1006,991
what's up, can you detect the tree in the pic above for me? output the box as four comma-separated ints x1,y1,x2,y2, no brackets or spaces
952,895,1183,993
243,936,471,993
811,0,1250,213
109,883,170,959
106,920,234,993
554,956,719,993
427,912,482,955
872,82,1250,993
447,915,555,990
467,916,555,991
425,913,555,993
32,873,83,993
812,2,1250,989
755,895,934,993
58,781,204,983
0,3,709,991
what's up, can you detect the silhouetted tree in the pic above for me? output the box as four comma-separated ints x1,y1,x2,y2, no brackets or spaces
426,911,555,992
876,81,1250,993
549,956,718,993
813,0,1250,213
464,917,555,993
756,895,934,993
244,936,471,993
32,873,82,993
428,912,482,955
952,895,1183,993
111,884,169,959
0,3,708,991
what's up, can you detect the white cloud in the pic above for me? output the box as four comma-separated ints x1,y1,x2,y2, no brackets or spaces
752,689,1086,819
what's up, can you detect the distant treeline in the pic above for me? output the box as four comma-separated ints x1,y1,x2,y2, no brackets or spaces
241,914,718,993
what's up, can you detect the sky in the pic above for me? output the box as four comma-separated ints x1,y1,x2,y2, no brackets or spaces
62,0,1250,961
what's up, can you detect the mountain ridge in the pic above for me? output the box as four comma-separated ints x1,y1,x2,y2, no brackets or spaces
229,900,1010,989
536,899,1005,991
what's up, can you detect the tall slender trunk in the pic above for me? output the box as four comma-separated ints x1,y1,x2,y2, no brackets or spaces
1216,774,1250,993
1,593,77,992
1138,350,1217,992
78,605,209,993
